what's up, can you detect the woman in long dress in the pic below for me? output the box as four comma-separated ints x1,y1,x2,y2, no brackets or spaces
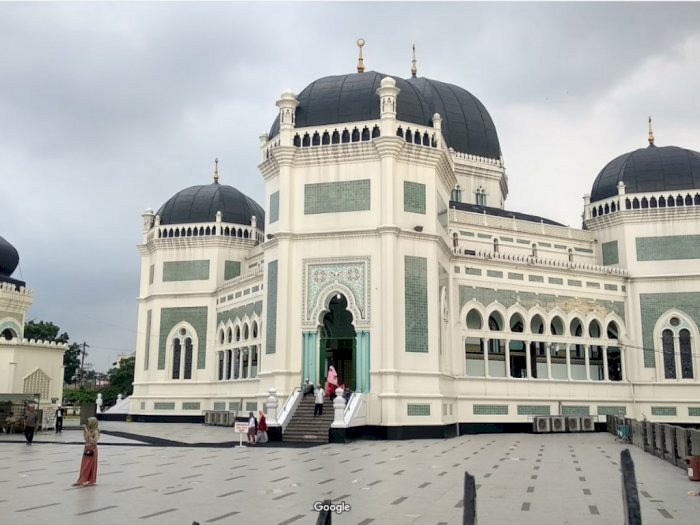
73,417,100,486
325,365,338,397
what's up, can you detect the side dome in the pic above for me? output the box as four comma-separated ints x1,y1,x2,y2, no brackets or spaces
269,71,501,159
156,182,265,227
591,145,700,203
0,235,19,277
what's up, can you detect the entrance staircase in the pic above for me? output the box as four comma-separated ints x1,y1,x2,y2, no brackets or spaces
283,394,334,443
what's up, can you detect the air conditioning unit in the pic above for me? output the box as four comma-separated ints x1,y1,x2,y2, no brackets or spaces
566,417,581,432
581,416,595,432
550,416,566,432
533,416,551,433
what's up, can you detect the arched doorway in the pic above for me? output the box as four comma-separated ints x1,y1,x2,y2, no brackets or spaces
319,294,357,391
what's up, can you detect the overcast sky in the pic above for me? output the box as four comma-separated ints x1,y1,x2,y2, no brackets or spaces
2,2,699,372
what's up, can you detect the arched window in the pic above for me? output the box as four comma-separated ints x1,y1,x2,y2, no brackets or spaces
607,322,619,339
241,348,249,378
1,328,17,340
218,351,224,380
510,313,524,333
658,315,695,380
227,327,233,344
680,329,693,379
476,188,486,206
233,350,241,379
235,326,241,342
219,329,225,345
641,197,649,209
650,197,657,208
589,320,602,338
550,316,564,336
531,244,538,258
226,349,232,380
453,232,458,249
251,346,259,378
183,338,193,379
466,309,482,330
568,249,574,263
530,315,545,334
493,239,499,253
488,312,503,331
662,329,676,379
252,321,258,339
172,338,182,379
243,324,249,340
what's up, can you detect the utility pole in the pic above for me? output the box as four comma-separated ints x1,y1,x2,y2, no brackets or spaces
79,342,89,386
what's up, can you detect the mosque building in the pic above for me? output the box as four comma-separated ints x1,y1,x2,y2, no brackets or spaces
130,42,700,439
0,235,67,408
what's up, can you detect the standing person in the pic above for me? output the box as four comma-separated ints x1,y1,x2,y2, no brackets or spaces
24,405,38,446
256,410,268,444
325,365,338,398
73,417,100,486
314,384,324,416
55,405,64,434
246,411,257,445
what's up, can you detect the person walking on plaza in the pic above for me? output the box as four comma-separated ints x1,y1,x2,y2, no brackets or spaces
73,417,100,486
55,405,64,433
256,410,268,444
24,405,38,445
314,383,324,416
246,411,257,445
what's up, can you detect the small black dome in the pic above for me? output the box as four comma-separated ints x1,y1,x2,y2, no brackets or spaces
0,235,19,277
157,182,265,227
591,145,700,203
269,71,501,160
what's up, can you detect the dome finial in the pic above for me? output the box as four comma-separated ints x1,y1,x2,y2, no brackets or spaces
410,44,417,77
356,38,365,73
648,116,655,146
213,158,220,183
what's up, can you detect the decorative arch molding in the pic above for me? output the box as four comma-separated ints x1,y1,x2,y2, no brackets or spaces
303,257,370,328
459,299,487,326
165,321,199,380
312,283,364,329
603,312,627,340
0,318,22,340
652,309,700,380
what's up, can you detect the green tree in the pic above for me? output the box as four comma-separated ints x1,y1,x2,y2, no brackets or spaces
100,356,135,406
63,387,97,407
24,320,81,384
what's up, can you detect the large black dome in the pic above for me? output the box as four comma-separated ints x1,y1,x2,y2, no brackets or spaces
0,235,19,276
591,145,700,203
269,71,501,160
157,182,265,227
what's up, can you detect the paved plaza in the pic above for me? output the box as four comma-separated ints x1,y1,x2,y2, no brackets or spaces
1,422,699,524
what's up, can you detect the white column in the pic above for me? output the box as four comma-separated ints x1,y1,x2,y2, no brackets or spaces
265,388,279,425
602,345,609,381
619,344,627,381
565,344,572,380
584,344,591,381
525,341,532,379
505,338,511,378
331,386,347,428
546,343,553,379
483,338,490,377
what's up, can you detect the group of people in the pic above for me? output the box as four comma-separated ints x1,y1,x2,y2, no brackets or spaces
304,365,353,417
246,410,268,445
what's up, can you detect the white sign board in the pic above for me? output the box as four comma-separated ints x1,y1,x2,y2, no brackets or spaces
234,422,248,433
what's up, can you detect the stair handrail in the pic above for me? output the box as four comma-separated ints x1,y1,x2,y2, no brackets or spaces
343,393,365,426
277,387,302,431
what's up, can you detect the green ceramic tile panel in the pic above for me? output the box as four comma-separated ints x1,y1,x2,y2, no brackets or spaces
604,284,618,291
224,261,241,281
568,280,582,287
158,306,208,370
636,235,700,261
243,289,250,295
269,191,280,223
529,275,544,283
266,260,278,354
465,268,482,276
245,402,257,412
473,404,508,415
405,256,428,352
163,260,210,282
229,402,240,411
235,291,242,298
304,179,370,214
500,237,514,242
562,406,590,416
586,282,601,289
539,242,551,248
182,402,201,410
477,233,492,239
460,231,474,237
517,405,550,416
407,403,431,416
144,310,152,371
689,407,700,417
640,292,700,367
548,277,564,285
454,266,461,274
403,181,426,214
252,286,259,293
486,270,503,278
574,247,594,253
602,241,619,266
213,402,226,411
517,239,531,245
597,406,626,416
154,402,175,410
508,272,524,280
651,406,677,416
459,286,625,321
227,294,233,300
149,264,155,285
554,244,567,250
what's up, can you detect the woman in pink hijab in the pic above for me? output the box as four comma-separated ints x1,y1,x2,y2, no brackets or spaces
325,365,338,397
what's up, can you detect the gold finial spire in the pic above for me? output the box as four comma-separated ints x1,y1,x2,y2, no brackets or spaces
410,44,417,77
648,116,655,146
356,38,365,73
213,158,219,183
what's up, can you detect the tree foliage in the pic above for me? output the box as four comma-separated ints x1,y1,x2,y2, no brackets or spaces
100,356,135,406
24,320,81,384
63,387,97,407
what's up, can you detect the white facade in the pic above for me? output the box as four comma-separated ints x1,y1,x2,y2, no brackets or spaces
130,71,700,433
